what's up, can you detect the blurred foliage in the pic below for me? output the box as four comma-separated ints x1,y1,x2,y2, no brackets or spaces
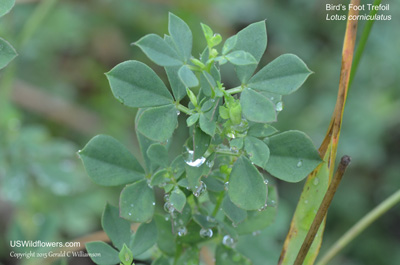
0,0,399,265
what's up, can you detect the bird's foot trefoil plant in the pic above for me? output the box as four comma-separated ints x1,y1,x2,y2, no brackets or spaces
79,13,322,265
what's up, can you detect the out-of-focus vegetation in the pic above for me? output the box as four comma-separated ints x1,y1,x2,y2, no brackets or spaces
0,0,399,265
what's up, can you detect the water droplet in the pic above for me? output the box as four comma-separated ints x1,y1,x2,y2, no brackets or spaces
164,194,170,202
304,200,309,204
128,212,132,216
152,202,156,206
275,101,283,112
224,182,229,191
176,110,181,116
206,160,214,168
165,215,170,221
130,203,134,207
226,131,236,139
264,179,269,185
164,202,175,213
193,181,207,197
183,147,206,167
200,228,213,238
258,203,268,211
77,149,82,153
297,160,303,168
147,179,152,188
177,226,187,237
222,235,236,248
270,96,274,101
268,199,277,207
252,230,261,236
232,222,238,228
206,216,216,223
313,178,319,186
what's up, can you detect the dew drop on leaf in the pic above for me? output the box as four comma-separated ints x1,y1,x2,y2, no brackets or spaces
200,228,213,238
177,226,187,237
222,235,236,248
193,181,207,197
183,147,206,167
296,160,303,168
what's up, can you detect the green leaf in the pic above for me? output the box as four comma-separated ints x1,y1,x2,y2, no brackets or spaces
222,196,247,225
201,23,222,48
248,54,312,95
186,113,200,127
225,51,257,66
137,104,178,142
240,88,276,123
135,34,182,66
102,204,131,250
265,130,322,182
154,215,176,255
170,155,186,178
169,187,186,212
176,247,200,265
136,129,158,173
199,71,216,97
79,135,144,186
190,126,211,160
192,214,217,229
228,156,267,210
244,136,270,168
222,35,237,55
168,13,192,62
178,65,198,88
165,66,186,101
120,180,155,223
130,219,158,256
185,163,207,192
119,244,134,265
235,185,277,235
215,245,252,265
233,21,267,83
147,143,169,167
0,0,15,17
202,172,224,192
86,241,119,265
199,113,216,136
247,123,278,138
150,169,170,187
106,60,173,108
0,38,17,69
230,138,244,151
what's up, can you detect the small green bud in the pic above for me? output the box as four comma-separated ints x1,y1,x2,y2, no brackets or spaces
119,244,134,265
186,88,198,107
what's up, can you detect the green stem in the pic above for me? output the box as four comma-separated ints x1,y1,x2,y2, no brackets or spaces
316,189,400,265
214,150,240,156
348,0,381,90
226,86,244,95
175,103,194,115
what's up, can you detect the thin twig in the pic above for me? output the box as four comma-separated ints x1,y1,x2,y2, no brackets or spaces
316,189,400,265
294,156,351,265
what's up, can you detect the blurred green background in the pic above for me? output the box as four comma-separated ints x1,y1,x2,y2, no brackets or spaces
0,0,399,264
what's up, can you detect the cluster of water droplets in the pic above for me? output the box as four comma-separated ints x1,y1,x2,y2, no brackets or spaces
163,194,175,214
183,147,206,167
